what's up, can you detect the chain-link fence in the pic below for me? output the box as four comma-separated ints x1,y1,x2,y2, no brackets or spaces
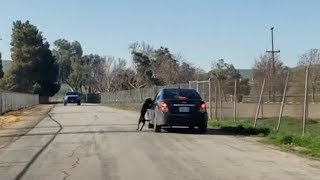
189,80,211,102
101,83,189,104
101,67,318,134
0,90,39,114
190,67,315,134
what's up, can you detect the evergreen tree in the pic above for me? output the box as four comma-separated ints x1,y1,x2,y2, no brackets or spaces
1,20,60,97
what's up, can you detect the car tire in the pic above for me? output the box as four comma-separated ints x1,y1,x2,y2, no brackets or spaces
77,102,81,106
148,123,154,129
189,125,195,131
155,125,161,133
199,122,207,134
64,103,67,106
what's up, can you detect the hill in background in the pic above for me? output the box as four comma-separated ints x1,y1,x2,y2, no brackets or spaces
239,69,253,79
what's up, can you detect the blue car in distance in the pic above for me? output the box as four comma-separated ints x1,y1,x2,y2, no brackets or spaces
64,92,81,106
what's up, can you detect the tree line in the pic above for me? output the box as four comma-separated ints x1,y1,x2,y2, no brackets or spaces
0,20,208,97
0,20,317,102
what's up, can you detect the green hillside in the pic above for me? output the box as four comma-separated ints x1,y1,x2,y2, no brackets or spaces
238,69,253,79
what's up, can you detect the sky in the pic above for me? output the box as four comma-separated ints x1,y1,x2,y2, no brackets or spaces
0,0,320,71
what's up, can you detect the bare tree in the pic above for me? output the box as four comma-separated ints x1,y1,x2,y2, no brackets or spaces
129,42,157,87
127,69,146,89
154,47,180,85
177,61,197,83
195,68,209,81
253,53,288,102
298,49,320,102
105,56,115,92
110,58,130,91
209,59,250,102
93,56,108,93
129,42,199,86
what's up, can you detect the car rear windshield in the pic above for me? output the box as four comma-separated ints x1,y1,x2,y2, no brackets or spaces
163,89,201,100
66,92,79,96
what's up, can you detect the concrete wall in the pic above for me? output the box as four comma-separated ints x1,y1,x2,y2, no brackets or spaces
0,90,39,114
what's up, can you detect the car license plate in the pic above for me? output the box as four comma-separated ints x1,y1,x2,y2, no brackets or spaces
179,107,190,112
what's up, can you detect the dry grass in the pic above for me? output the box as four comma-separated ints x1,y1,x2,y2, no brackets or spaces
0,115,21,126
0,106,43,127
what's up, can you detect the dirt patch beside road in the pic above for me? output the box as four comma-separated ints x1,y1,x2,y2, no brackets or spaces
0,115,21,126
0,106,44,127
0,104,54,148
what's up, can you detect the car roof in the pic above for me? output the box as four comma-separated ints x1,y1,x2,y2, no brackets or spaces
161,88,195,91
65,92,79,94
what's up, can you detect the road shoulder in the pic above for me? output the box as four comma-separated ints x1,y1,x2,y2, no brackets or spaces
0,104,54,149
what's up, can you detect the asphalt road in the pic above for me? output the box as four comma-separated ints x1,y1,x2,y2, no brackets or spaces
0,104,320,180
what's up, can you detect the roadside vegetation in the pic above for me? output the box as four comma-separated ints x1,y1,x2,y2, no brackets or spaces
209,117,320,159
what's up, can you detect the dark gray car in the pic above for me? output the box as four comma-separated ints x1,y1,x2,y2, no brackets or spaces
148,88,208,133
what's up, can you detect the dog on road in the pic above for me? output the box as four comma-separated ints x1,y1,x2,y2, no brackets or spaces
136,98,153,131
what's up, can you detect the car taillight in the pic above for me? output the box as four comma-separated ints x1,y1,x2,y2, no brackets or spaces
200,103,206,113
160,102,168,112
178,96,187,100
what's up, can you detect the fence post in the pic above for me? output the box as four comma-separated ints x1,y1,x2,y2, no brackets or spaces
234,79,237,122
0,91,2,114
277,72,290,131
196,81,199,92
261,97,264,118
3,92,6,113
209,78,212,120
254,78,266,127
215,86,218,119
202,82,205,99
303,66,309,136
218,80,222,121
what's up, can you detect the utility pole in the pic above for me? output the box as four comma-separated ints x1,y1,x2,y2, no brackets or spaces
0,38,2,57
266,27,280,74
266,27,280,101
